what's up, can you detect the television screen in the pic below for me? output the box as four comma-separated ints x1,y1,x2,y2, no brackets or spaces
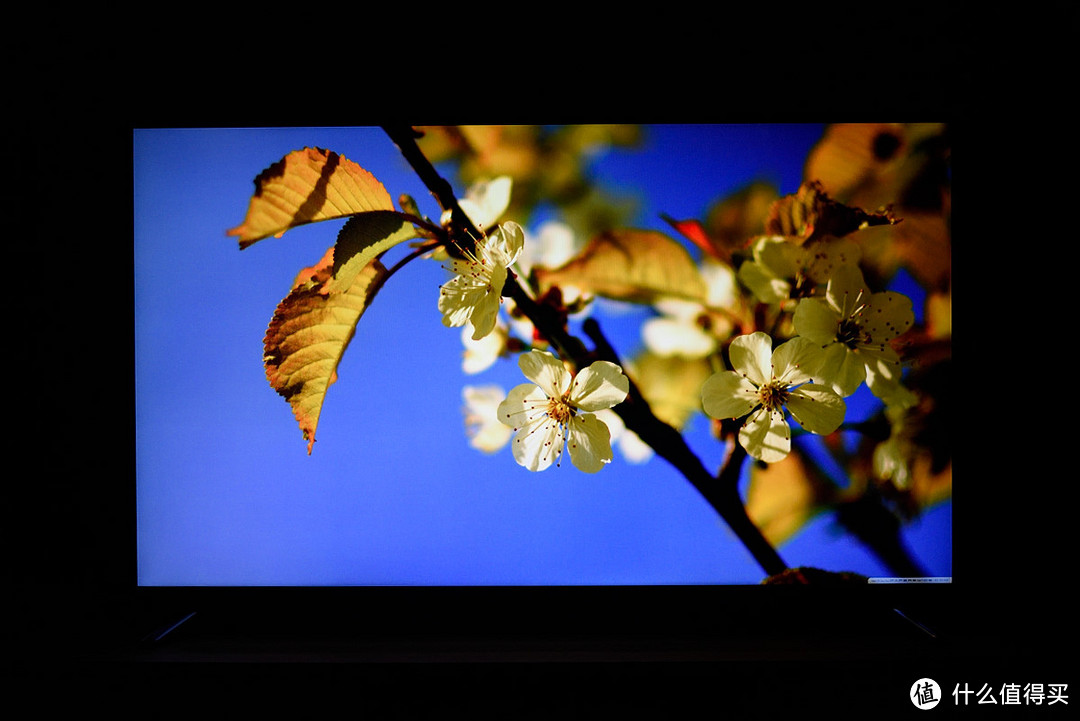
133,124,951,591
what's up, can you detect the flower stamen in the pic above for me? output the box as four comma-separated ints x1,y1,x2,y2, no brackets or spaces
759,381,790,412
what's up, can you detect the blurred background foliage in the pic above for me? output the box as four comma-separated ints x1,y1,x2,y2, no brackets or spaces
417,124,646,241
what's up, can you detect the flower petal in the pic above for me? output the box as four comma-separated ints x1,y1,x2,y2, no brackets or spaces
771,336,824,387
470,177,513,230
865,361,918,409
440,176,512,232
465,262,506,340
815,342,866,397
873,436,911,488
593,408,653,464
438,247,507,341
754,235,803,279
569,360,629,412
438,273,485,328
490,221,524,266
511,414,564,472
737,260,790,305
520,220,578,273
702,259,737,308
855,342,901,369
826,263,869,318
497,383,550,428
567,413,614,473
793,297,841,345
786,384,846,435
462,385,514,453
642,316,717,358
461,323,505,374
701,370,759,420
728,332,773,385
803,237,861,284
518,350,570,398
859,291,914,343
739,406,791,463
614,428,654,464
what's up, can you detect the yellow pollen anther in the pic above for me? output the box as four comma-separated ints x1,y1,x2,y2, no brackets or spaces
547,397,574,425
758,382,789,412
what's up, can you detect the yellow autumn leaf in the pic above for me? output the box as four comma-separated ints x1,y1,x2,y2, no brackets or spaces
801,124,951,291
261,212,420,454
882,210,951,290
803,122,947,211
745,451,836,546
534,229,707,305
263,249,388,455
803,123,909,206
925,288,951,340
627,352,713,430
330,211,420,282
228,147,395,249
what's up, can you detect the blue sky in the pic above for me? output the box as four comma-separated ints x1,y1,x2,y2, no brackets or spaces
133,125,950,587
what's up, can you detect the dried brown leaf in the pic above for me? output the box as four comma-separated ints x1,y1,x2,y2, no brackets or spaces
765,181,899,245
535,229,707,305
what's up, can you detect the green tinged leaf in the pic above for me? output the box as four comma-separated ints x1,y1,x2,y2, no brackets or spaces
330,211,420,288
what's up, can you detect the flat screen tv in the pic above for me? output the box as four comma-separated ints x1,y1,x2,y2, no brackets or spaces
128,124,953,648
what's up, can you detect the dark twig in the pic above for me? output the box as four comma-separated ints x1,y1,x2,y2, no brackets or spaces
582,318,787,577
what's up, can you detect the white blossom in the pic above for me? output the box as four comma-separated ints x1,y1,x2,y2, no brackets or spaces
498,350,629,473
701,332,845,463
438,221,524,341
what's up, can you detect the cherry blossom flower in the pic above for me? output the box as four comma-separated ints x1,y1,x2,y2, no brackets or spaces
642,304,717,358
737,235,860,306
701,332,845,463
792,264,915,406
642,259,737,358
460,323,508,375
462,385,514,453
497,350,629,473
517,220,582,276
440,176,512,233
438,221,524,341
484,221,589,349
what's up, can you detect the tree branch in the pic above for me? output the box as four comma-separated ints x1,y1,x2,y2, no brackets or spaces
381,125,478,250
582,317,787,577
382,124,788,578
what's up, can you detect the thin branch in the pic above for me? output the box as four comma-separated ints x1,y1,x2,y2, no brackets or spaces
382,124,789,579
382,242,437,284
381,125,478,248
582,318,787,577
